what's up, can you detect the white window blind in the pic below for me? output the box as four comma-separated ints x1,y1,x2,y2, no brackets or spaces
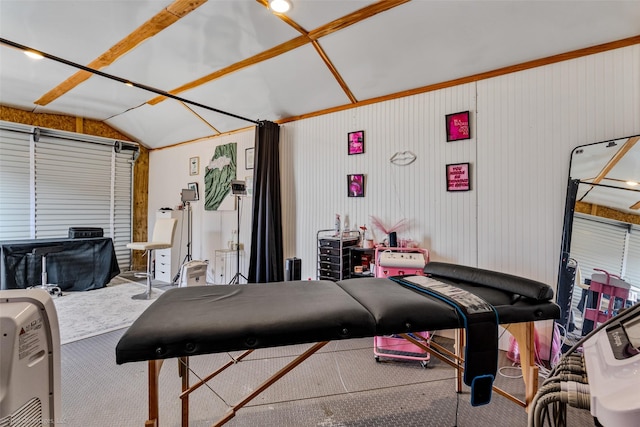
0,125,31,240
0,121,136,270
570,215,626,281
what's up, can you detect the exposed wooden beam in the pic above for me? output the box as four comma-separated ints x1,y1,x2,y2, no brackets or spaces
179,101,220,134
311,40,357,103
592,136,639,184
149,0,409,105
34,0,207,106
255,0,360,104
308,0,411,40
279,34,640,123
147,36,309,105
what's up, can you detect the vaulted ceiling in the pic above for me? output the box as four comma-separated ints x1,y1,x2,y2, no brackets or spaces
1,0,639,151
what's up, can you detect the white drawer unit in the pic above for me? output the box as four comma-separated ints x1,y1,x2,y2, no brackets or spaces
155,210,184,284
154,248,174,283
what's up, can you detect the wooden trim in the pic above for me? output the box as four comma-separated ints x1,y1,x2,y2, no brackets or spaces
592,136,639,185
308,0,411,41
34,0,207,106
279,34,640,124
150,125,255,152
147,36,310,105
312,40,357,103
148,0,409,105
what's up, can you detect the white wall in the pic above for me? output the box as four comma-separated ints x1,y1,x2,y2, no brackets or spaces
147,44,640,349
281,45,640,286
149,129,256,281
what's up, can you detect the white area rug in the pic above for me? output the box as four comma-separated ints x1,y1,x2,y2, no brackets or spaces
53,277,163,345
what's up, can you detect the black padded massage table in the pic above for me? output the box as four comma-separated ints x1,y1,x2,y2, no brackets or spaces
116,262,559,426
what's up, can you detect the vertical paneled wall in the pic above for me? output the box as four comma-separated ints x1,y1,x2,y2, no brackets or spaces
147,44,639,290
477,45,640,284
280,44,640,285
281,84,479,279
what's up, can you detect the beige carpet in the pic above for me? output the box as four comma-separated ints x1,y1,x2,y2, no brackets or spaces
53,276,163,345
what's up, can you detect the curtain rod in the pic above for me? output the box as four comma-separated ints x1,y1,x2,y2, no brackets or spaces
0,38,260,126
0,124,139,151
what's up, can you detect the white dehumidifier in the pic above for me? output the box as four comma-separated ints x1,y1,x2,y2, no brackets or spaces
179,260,209,287
0,289,61,426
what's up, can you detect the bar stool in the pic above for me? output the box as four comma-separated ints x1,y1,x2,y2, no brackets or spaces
29,245,64,297
127,218,177,300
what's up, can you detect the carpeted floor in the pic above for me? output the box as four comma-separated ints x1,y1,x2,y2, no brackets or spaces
53,275,163,344
58,297,596,427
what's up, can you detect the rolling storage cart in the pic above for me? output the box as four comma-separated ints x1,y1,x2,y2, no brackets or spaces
317,229,360,281
373,247,431,367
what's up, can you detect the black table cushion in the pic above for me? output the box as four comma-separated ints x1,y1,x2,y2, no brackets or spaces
116,273,559,365
116,280,377,364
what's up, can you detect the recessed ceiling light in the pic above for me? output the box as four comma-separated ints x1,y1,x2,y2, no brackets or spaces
24,50,43,60
269,0,291,13
626,181,639,187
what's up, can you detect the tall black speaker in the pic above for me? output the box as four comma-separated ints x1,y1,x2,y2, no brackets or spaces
285,257,301,281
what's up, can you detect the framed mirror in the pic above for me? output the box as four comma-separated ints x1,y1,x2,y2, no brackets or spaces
556,135,640,352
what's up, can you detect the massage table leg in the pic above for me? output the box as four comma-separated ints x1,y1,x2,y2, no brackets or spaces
215,341,329,426
179,357,189,427
146,359,164,427
505,322,538,409
402,322,541,409
144,343,329,426
455,329,465,393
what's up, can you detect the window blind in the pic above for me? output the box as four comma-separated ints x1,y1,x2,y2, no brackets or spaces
0,124,31,240
0,121,136,271
570,215,627,281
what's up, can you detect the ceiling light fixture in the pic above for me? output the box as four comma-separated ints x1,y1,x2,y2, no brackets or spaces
269,0,291,13
626,180,639,187
24,50,44,60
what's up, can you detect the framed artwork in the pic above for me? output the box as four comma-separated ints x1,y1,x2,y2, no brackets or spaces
445,111,471,142
348,130,365,155
347,174,365,197
446,163,470,192
188,182,199,200
189,156,199,175
245,147,255,170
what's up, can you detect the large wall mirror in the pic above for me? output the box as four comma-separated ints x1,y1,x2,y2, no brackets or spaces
556,134,640,351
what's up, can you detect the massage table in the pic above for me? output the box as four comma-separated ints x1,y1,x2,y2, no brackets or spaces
116,262,559,426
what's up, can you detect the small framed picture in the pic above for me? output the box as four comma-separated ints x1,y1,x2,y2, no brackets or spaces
188,182,199,200
446,163,470,192
347,174,365,197
445,111,471,142
348,130,365,155
245,147,255,170
189,156,199,175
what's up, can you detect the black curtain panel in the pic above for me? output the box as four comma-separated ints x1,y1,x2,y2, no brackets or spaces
248,121,284,283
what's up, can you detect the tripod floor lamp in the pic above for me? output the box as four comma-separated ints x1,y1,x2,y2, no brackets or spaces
229,180,248,284
172,187,197,285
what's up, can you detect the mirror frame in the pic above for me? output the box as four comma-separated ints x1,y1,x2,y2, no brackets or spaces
555,135,640,354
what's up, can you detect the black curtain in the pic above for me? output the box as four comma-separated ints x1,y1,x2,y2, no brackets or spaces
248,121,284,283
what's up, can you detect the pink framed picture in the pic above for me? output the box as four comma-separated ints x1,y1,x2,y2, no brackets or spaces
446,163,470,191
445,111,471,142
348,130,365,155
347,174,365,197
